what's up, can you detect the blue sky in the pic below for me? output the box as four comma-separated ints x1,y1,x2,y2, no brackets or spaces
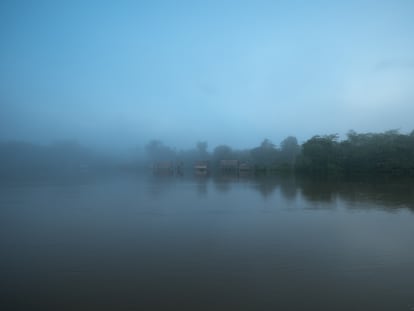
1,0,414,151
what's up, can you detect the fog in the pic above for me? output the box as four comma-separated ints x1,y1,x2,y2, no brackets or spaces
1,0,414,153
3,3,414,310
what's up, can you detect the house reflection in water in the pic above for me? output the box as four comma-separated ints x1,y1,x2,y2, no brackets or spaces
194,161,209,175
238,161,252,175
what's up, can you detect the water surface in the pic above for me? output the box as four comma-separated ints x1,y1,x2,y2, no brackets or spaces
1,173,414,310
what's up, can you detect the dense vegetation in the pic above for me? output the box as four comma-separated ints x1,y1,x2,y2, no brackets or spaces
297,130,414,175
146,130,414,176
145,136,300,172
1,129,413,179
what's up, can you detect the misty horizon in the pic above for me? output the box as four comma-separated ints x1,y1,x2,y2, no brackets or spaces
1,1,414,152
1,128,413,157
1,2,414,310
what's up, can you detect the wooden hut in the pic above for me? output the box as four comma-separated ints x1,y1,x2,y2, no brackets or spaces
238,161,251,172
194,161,209,174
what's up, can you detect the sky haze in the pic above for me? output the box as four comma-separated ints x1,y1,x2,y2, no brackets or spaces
1,0,414,151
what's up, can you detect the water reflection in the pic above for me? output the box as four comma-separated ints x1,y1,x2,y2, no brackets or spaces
279,177,298,201
147,172,414,212
194,175,208,197
212,173,239,193
297,176,414,211
298,178,340,203
2,172,414,310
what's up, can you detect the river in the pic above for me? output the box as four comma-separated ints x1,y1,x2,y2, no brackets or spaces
1,173,413,310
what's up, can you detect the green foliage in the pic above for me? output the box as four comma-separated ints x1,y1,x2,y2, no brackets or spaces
251,139,279,169
143,130,414,175
212,145,234,166
297,131,414,175
297,134,341,173
279,136,300,168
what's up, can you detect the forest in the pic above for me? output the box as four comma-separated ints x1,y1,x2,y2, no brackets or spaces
146,129,414,176
1,129,414,179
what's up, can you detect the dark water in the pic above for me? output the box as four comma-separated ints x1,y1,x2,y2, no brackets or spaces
1,173,414,310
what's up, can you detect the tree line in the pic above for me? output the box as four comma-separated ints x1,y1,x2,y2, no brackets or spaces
296,130,414,175
145,136,300,171
1,129,413,179
146,130,414,176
